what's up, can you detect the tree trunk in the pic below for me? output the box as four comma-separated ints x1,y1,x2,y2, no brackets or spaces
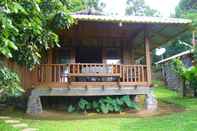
193,88,197,97
180,79,186,97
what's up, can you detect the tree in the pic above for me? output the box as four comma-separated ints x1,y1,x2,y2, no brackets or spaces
82,0,105,11
125,0,160,16
0,0,84,69
176,0,197,29
153,0,197,63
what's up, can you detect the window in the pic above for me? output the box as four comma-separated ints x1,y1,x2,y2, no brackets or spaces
105,48,121,64
54,48,71,64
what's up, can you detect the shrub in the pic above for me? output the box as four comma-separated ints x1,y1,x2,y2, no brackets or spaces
66,96,139,114
67,105,76,113
0,62,24,102
78,98,91,112
172,59,197,96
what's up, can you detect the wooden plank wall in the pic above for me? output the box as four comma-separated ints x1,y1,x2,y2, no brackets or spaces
2,58,33,90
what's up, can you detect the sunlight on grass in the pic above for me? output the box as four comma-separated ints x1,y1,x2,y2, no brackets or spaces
153,80,197,110
0,120,19,131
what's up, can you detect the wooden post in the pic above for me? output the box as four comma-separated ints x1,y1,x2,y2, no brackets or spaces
70,48,76,63
145,33,152,85
46,49,53,82
192,31,196,46
123,44,130,64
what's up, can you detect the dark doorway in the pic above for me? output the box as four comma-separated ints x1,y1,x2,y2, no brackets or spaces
76,48,102,63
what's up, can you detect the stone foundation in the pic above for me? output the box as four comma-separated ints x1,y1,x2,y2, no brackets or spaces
26,96,42,115
145,89,158,112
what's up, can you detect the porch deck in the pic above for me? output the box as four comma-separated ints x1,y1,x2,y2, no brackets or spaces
32,63,149,89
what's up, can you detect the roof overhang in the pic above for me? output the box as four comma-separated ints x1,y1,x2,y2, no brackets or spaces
155,50,193,64
71,14,192,24
66,14,192,58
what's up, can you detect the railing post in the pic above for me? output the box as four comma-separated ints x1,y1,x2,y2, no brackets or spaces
145,33,152,85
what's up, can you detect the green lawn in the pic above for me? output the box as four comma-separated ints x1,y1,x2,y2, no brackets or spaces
1,83,197,131
0,120,19,131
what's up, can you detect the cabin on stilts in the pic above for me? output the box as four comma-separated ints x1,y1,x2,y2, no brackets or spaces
13,11,191,114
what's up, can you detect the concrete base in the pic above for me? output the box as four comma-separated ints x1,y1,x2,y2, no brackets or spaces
26,96,42,115
31,86,150,96
26,87,153,114
145,89,158,112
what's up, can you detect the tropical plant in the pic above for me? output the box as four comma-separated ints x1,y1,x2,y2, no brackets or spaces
172,58,197,96
67,104,76,112
66,96,138,114
0,62,24,102
78,98,91,112
120,95,138,109
0,0,84,69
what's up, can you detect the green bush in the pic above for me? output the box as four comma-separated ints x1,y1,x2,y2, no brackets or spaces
67,105,76,113
78,98,91,112
173,59,197,96
66,96,139,114
0,63,24,102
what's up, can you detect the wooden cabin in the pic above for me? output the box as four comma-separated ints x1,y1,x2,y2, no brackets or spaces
24,14,192,114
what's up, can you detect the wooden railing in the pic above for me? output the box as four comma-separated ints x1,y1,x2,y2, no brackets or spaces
121,65,147,83
34,64,148,85
69,63,121,76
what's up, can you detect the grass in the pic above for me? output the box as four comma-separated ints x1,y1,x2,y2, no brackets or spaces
1,82,197,131
154,81,197,110
0,120,19,131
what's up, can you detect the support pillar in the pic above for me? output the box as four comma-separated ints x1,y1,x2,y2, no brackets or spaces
26,96,42,115
144,30,158,111
145,33,152,85
145,89,158,112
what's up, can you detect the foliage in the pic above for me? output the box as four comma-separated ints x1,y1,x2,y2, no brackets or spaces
67,104,76,113
176,0,197,29
0,62,24,102
82,0,105,11
78,98,91,111
125,0,160,16
153,0,196,63
172,59,197,96
172,59,188,79
0,0,82,69
66,96,138,114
